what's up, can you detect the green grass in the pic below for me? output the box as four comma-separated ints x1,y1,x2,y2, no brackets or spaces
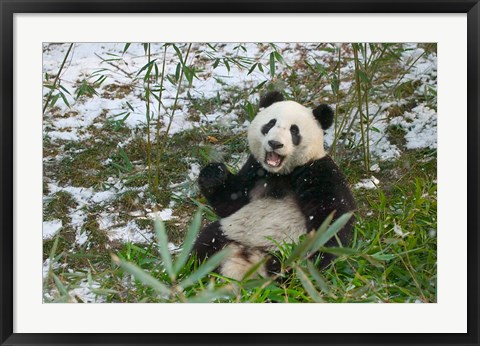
43,152,436,303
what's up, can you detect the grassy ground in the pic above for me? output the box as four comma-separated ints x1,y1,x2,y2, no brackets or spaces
42,43,437,303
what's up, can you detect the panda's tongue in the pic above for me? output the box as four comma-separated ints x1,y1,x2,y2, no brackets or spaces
266,152,282,167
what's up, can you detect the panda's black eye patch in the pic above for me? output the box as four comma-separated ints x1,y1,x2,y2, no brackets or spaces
261,119,277,135
290,125,301,145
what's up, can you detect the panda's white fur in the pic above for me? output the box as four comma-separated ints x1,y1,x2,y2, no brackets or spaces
248,100,326,174
220,195,307,249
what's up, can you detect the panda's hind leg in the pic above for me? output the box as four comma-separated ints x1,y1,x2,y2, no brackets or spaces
192,223,269,281
192,221,231,262
219,243,267,281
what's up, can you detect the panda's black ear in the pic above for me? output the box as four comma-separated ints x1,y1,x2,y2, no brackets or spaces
313,104,334,130
259,91,284,109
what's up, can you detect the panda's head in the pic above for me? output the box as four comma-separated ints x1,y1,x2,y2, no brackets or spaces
248,91,334,174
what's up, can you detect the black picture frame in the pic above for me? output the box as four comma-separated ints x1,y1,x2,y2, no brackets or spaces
1,1,478,345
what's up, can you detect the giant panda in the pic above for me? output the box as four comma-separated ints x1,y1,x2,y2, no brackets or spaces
192,91,355,281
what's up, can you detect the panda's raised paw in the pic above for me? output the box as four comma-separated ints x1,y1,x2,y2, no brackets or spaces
198,162,230,194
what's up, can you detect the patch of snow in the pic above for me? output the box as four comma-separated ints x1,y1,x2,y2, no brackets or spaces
129,210,143,217
76,230,89,246
47,129,89,142
168,242,182,254
391,104,437,150
393,223,410,238
91,190,116,203
187,163,201,181
48,183,116,207
354,176,379,190
97,212,117,229
43,220,62,240
69,279,106,303
71,209,88,246
147,208,174,221
106,221,153,244
43,258,60,279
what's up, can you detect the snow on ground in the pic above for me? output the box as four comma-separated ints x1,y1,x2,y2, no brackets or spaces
354,176,380,190
69,279,106,303
43,220,62,240
391,103,437,150
43,258,60,279
147,208,174,221
104,220,154,244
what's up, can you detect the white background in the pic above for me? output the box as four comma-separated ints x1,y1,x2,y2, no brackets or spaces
14,14,467,333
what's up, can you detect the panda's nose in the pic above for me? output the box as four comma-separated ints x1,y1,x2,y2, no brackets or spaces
268,140,284,150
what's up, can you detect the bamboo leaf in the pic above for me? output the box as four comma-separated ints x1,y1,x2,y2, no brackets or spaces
45,236,60,283
52,274,69,296
144,60,155,81
241,256,268,281
154,219,175,280
307,260,330,294
58,84,71,95
112,254,170,296
43,84,56,90
118,147,133,171
309,212,353,254
175,63,181,81
224,59,230,73
59,91,71,108
174,209,202,274
154,62,159,82
186,287,234,303
358,70,370,85
269,52,275,77
123,43,131,54
274,51,285,64
125,101,134,112
136,59,158,77
172,44,184,64
285,212,335,265
49,93,60,108
178,248,230,290
318,246,359,256
331,75,340,95
183,65,194,85
247,63,257,76
295,265,324,302
285,234,313,266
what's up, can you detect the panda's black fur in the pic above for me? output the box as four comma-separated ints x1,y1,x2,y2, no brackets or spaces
192,91,356,280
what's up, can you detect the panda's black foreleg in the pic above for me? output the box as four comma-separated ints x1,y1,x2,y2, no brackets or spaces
198,156,264,218
191,221,231,262
198,163,251,218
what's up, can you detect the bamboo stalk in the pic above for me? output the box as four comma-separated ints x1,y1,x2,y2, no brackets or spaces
154,44,168,191
146,44,152,185
352,44,368,173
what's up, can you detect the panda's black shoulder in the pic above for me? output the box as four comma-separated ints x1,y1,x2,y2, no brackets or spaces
294,155,345,181
291,155,355,207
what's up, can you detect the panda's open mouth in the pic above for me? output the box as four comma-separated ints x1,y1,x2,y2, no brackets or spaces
265,151,284,168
